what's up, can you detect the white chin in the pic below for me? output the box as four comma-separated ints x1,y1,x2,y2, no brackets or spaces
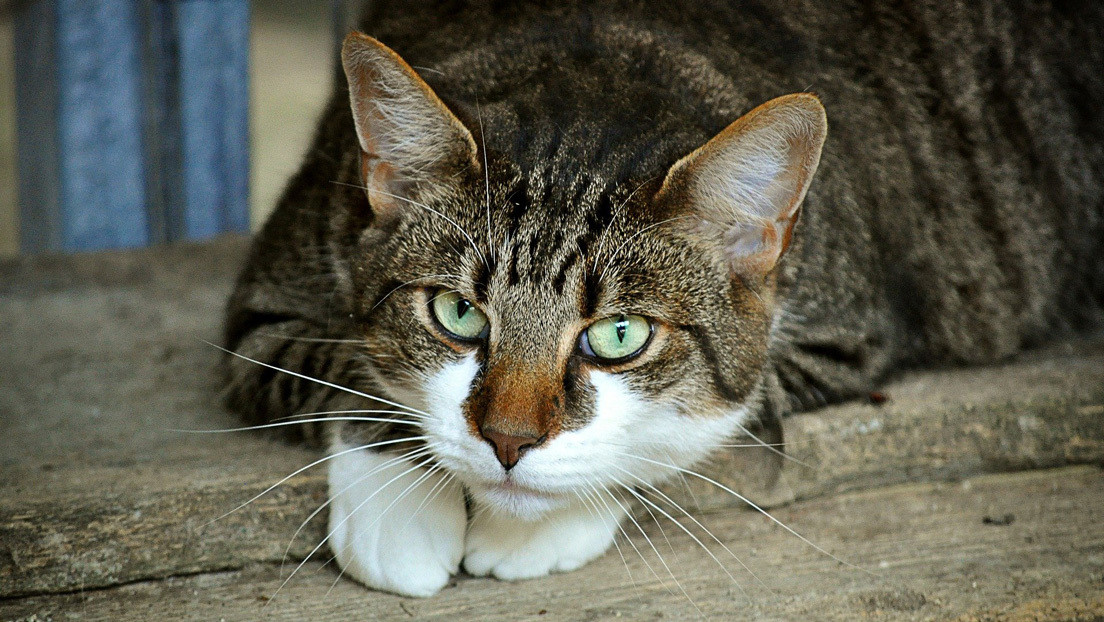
470,482,569,520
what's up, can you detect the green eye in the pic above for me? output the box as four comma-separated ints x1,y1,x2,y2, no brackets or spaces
582,314,652,362
430,290,489,340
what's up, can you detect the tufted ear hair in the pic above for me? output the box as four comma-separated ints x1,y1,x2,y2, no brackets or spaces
658,93,827,282
342,32,479,221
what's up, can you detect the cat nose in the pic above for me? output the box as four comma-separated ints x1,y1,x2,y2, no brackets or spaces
481,427,542,470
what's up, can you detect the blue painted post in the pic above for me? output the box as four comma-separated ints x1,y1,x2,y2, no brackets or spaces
15,0,150,252
172,0,251,239
13,0,251,254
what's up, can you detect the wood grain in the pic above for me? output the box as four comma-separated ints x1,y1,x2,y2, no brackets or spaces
3,467,1101,621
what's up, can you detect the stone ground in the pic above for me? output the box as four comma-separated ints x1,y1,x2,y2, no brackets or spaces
1,237,1102,621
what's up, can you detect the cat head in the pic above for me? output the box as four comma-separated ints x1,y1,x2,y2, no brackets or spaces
339,33,826,518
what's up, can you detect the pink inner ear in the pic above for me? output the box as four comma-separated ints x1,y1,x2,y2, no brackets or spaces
725,220,783,278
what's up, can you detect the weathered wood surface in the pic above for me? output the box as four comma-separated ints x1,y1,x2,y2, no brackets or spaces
1,238,1102,613
3,467,1102,621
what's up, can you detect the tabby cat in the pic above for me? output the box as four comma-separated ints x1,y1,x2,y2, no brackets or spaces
223,0,1104,597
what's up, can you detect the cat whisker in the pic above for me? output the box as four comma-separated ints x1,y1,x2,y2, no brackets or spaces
613,481,678,559
210,341,432,419
590,175,659,274
280,446,432,574
205,437,429,527
171,416,422,435
580,485,659,590
732,421,813,469
476,101,493,261
250,331,366,344
370,273,464,312
598,215,690,283
609,482,699,602
322,452,452,592
271,454,438,603
617,483,750,603
332,181,490,271
573,489,637,588
393,468,455,537
586,483,675,591
324,457,449,595
591,482,699,612
269,408,426,423
611,464,767,593
662,448,702,510
612,451,868,574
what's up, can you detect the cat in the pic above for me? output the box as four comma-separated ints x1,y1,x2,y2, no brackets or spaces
222,0,1104,598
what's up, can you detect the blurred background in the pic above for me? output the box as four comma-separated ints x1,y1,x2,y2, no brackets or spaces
0,0,342,257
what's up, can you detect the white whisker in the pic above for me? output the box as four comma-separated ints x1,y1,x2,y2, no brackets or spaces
325,461,446,595
573,490,637,587
584,484,670,590
206,438,428,526
172,416,421,434
591,176,659,274
371,273,463,312
269,409,425,423
599,215,690,283
733,421,812,468
613,464,767,593
332,181,489,270
271,455,437,602
280,446,432,573
593,482,698,611
251,332,366,344
619,484,750,602
208,341,431,419
614,452,866,573
476,102,493,261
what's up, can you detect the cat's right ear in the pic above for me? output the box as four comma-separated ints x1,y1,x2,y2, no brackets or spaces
657,93,827,283
342,33,479,222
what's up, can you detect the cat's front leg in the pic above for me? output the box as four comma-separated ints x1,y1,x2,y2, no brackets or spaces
327,444,466,597
463,495,625,580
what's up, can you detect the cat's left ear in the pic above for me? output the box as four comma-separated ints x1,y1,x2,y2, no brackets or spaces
342,33,479,222
658,93,827,281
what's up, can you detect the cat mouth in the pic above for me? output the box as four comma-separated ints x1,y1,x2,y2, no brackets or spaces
487,477,552,498
474,478,567,517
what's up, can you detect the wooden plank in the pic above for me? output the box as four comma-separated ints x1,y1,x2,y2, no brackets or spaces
2,467,1102,621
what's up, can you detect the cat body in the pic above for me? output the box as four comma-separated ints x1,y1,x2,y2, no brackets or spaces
224,0,1104,597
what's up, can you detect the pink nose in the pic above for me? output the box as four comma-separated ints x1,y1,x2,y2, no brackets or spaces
481,428,542,470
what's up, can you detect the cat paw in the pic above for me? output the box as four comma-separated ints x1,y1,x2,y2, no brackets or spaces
327,447,466,597
462,497,625,580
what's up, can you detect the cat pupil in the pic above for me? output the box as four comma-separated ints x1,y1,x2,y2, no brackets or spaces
615,316,628,343
456,299,471,320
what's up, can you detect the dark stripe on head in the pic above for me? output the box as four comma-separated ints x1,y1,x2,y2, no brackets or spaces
552,250,578,295
681,324,745,402
506,241,521,287
582,269,601,318
473,254,494,304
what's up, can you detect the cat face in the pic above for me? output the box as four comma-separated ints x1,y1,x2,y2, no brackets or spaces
340,34,825,518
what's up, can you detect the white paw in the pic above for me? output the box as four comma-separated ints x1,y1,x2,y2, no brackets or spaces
327,446,466,597
463,496,625,580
